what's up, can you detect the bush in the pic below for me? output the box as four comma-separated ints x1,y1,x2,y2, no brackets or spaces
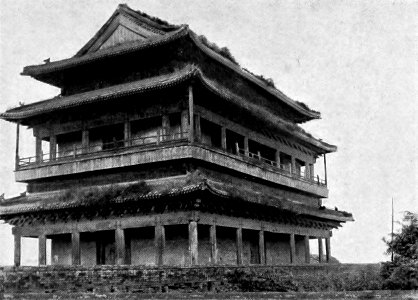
381,261,418,290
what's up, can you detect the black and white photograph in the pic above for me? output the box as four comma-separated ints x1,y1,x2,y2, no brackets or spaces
0,1,416,299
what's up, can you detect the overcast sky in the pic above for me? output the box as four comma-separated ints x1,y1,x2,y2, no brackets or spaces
0,0,416,265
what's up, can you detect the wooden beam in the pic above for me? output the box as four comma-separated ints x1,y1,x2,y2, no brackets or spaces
71,231,81,265
188,221,198,266
258,230,265,265
115,226,126,265
155,224,165,266
14,233,21,267
188,85,194,143
38,234,47,266
325,237,331,263
318,237,324,263
304,235,310,264
210,224,217,264
236,227,243,265
289,233,296,264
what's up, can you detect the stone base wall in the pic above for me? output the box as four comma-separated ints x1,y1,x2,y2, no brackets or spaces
0,264,382,294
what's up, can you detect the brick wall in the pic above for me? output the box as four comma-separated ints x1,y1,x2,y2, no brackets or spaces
0,264,382,294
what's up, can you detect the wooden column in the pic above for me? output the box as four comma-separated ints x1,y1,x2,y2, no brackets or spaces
49,134,57,160
115,226,126,265
244,137,249,156
304,235,310,264
236,227,243,265
35,136,42,162
310,164,315,180
221,127,227,150
82,130,89,154
162,115,170,141
14,233,21,267
188,221,198,266
15,124,20,169
305,162,310,179
38,235,47,266
258,230,265,264
124,119,131,147
71,231,81,265
325,237,331,263
194,114,201,142
210,224,217,264
318,238,324,263
289,234,296,264
188,85,194,143
291,156,296,175
275,150,281,168
181,110,189,138
324,154,328,185
155,224,165,266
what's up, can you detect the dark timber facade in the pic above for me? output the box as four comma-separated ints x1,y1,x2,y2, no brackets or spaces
0,4,353,267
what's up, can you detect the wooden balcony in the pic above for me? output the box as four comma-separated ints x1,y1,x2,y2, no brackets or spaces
15,134,329,197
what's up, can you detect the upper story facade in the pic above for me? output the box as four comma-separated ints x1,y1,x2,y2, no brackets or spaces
1,5,336,199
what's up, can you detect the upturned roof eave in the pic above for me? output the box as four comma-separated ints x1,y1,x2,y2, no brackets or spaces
0,181,353,223
21,18,319,122
3,66,336,153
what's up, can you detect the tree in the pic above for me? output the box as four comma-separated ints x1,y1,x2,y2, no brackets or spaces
380,211,418,290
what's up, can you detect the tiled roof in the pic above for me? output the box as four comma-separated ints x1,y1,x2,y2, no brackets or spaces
0,180,353,223
20,5,319,122
2,66,336,153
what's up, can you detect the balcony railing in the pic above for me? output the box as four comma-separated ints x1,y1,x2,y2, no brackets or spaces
17,131,188,168
236,147,326,186
16,132,326,187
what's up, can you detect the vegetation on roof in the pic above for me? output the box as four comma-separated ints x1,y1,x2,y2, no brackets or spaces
197,35,239,65
134,9,175,27
242,68,275,88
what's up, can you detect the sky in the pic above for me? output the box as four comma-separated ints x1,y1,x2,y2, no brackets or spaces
0,0,416,265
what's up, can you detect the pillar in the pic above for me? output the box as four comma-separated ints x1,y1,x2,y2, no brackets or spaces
38,235,47,266
289,234,296,264
318,238,324,263
162,115,170,141
181,110,189,138
325,237,331,263
35,136,42,162
14,233,21,267
291,156,296,175
305,162,310,179
304,235,310,264
71,231,81,265
15,124,20,169
258,230,265,264
194,114,201,142
324,154,328,185
49,134,57,160
221,127,227,150
244,137,249,156
310,164,315,180
82,130,89,154
115,226,126,265
188,221,198,265
210,224,217,264
275,150,281,168
236,227,243,265
124,119,131,147
188,85,194,143
155,224,165,266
